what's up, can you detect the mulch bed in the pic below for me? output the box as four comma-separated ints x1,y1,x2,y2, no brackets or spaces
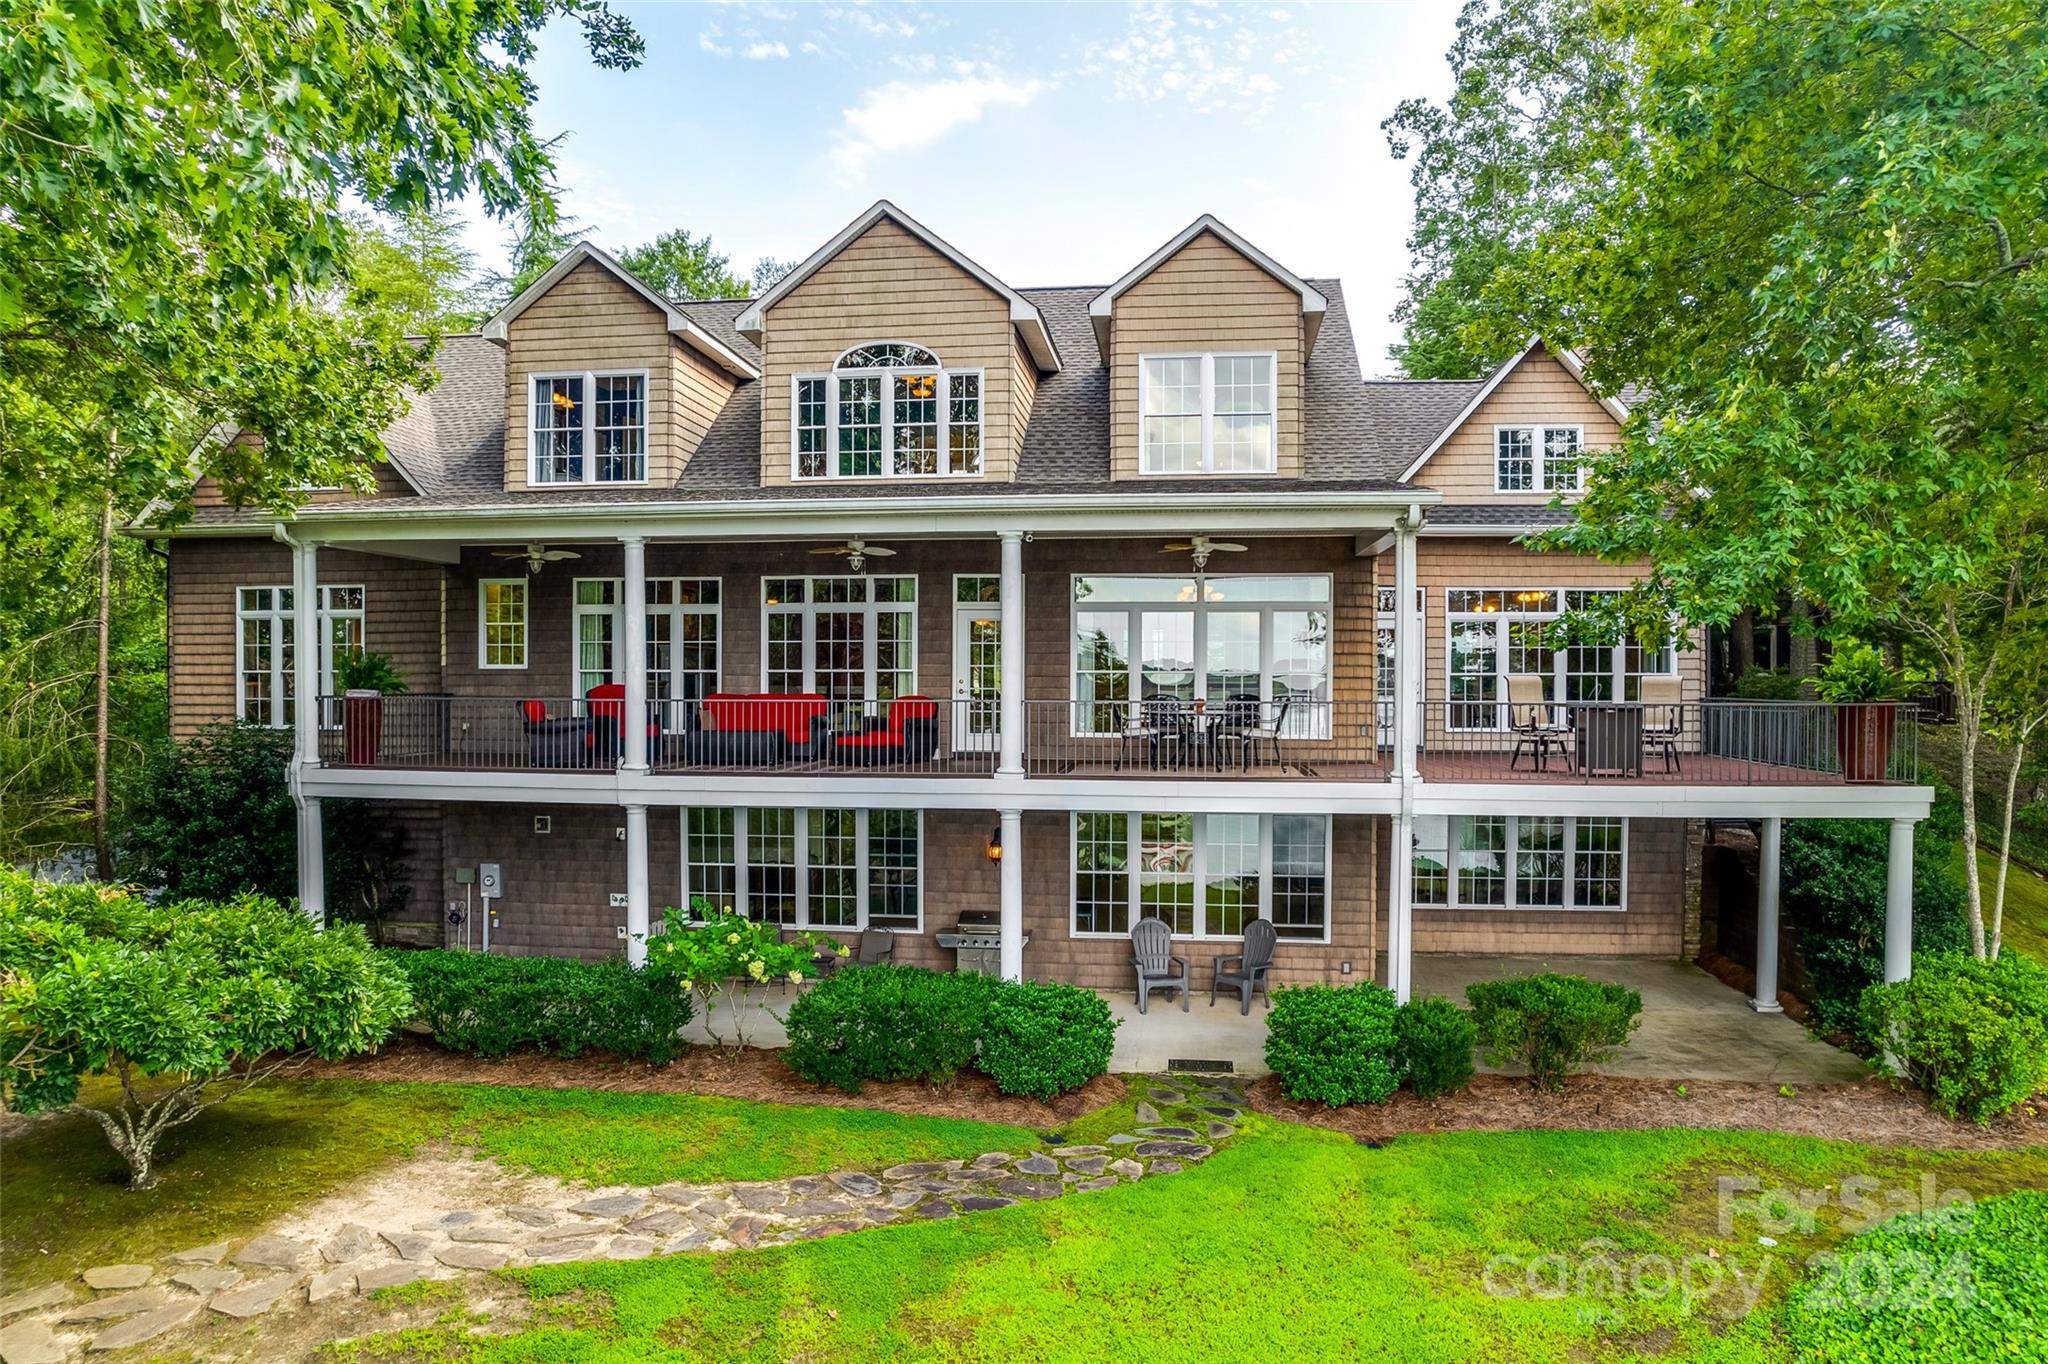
1249,1073,2047,1151
304,1035,1125,1130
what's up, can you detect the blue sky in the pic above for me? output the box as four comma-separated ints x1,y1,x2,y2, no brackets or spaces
464,2,1463,377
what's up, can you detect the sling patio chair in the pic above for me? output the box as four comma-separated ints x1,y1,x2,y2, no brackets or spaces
1506,674,1574,773
1640,675,1684,773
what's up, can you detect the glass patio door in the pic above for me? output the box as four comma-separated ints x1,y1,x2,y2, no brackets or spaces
952,604,1001,752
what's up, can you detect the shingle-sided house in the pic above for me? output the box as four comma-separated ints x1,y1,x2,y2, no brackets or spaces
138,200,1933,1006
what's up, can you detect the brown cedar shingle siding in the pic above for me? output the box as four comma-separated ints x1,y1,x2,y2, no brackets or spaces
1406,349,1623,502
166,539,444,737
1107,231,1305,480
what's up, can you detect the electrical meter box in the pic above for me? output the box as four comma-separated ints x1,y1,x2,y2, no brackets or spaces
478,862,504,897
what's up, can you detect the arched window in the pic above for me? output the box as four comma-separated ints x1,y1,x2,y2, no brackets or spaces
794,342,982,480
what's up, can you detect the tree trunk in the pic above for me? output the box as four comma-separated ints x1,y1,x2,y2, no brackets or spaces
1732,607,1756,676
1946,608,1988,958
1992,729,2031,961
93,478,114,881
1788,598,1818,691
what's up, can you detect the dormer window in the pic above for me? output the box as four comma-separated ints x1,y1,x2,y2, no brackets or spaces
1140,352,1276,474
531,371,648,484
793,343,982,479
1495,425,1584,493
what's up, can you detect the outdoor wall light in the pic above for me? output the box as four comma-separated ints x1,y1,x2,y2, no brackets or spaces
986,825,1003,865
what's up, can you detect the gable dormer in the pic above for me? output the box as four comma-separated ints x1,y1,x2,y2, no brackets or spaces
737,202,1059,488
1093,217,1325,481
484,244,757,492
1399,340,1628,503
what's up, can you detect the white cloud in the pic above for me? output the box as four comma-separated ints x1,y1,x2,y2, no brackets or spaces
831,68,1044,184
698,32,732,58
1080,1,1303,116
743,40,790,60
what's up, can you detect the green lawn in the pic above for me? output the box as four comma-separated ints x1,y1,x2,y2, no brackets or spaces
332,1116,2048,1364
1973,847,2048,963
0,1079,1041,1286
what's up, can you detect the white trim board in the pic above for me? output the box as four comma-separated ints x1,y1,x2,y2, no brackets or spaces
1414,784,1937,821
481,243,760,380
1090,215,1327,356
736,200,1061,373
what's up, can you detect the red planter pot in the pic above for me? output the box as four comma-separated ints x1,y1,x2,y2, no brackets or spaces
1834,703,1898,782
343,690,384,766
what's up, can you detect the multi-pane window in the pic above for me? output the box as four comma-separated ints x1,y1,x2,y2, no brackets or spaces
571,578,722,715
531,372,647,484
1412,815,1628,910
1495,425,1585,493
235,585,363,727
682,808,920,930
1444,587,1678,730
1070,575,1330,738
793,344,982,479
1072,812,1329,940
1140,352,1277,474
761,576,916,723
478,580,528,669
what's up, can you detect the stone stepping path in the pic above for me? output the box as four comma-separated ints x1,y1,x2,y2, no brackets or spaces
0,1074,1247,1361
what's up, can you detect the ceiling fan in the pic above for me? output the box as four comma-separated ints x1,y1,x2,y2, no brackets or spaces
808,537,897,573
1161,535,1248,571
491,543,583,575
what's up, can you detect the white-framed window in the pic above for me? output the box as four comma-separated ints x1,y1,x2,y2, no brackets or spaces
530,370,648,485
793,343,982,480
682,807,921,931
1444,587,1677,730
1412,814,1627,911
1140,352,1277,474
478,579,528,669
1494,424,1585,493
1070,574,1329,737
762,575,916,721
235,584,364,727
1070,811,1329,941
571,578,721,713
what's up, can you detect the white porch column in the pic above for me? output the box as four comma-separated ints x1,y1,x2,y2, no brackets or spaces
1884,817,1915,983
1392,518,1421,781
625,803,650,966
291,538,320,766
1388,810,1414,1004
620,535,648,773
997,530,1026,777
1751,817,1784,1012
296,797,326,926
998,807,1024,981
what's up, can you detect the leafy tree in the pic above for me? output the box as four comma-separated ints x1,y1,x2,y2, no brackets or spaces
120,725,297,902
751,256,799,294
1381,0,1629,377
325,800,414,945
1392,0,2048,953
618,227,748,300
0,869,411,1188
343,208,486,334
476,209,591,312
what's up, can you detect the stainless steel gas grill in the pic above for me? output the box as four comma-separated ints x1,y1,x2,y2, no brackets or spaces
934,906,1029,975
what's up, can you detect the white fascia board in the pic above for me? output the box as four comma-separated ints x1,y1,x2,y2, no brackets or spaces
1396,337,1631,484
1415,783,1936,822
481,243,760,380
1089,215,1328,352
276,487,1442,545
1418,522,1559,539
736,200,1061,373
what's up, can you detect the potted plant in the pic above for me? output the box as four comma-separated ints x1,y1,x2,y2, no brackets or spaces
1813,642,1901,780
335,648,408,766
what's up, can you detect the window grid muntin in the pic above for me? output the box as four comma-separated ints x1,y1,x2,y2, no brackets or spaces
1444,587,1679,731
234,584,363,727
680,807,921,931
1071,812,1330,942
570,578,721,707
479,579,528,669
1493,424,1586,493
1411,815,1630,911
1139,351,1278,475
790,345,984,480
760,576,917,721
530,371,648,485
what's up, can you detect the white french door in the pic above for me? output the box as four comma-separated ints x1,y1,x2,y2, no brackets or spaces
952,602,1002,753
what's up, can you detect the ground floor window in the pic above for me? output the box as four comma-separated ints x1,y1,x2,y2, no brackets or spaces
235,584,363,727
682,807,920,930
1412,814,1627,910
1071,812,1329,940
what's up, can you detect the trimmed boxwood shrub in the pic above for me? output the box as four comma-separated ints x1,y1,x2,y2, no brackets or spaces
391,949,692,1063
783,964,993,1094
1395,995,1477,1098
1264,982,1400,1106
978,980,1119,1100
1466,973,1641,1091
1861,952,2048,1124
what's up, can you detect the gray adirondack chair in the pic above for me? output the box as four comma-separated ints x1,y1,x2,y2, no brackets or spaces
1210,918,1278,1015
1130,916,1190,1013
